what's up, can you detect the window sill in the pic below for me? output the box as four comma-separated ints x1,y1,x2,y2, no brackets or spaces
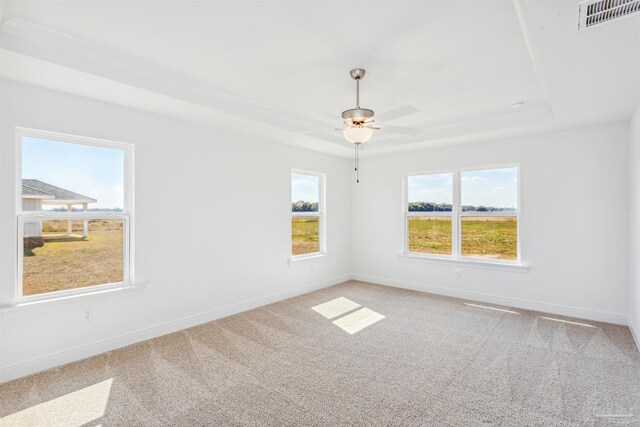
0,280,149,318
398,253,530,272
288,252,329,264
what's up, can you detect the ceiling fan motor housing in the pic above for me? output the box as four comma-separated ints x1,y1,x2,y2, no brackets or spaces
342,108,374,124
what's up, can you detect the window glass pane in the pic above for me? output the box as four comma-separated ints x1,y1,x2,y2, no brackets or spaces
461,216,517,260
407,216,452,255
291,217,319,255
407,173,453,212
292,173,319,212
21,137,125,213
461,167,518,212
23,219,125,296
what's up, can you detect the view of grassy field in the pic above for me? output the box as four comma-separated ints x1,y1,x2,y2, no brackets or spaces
292,216,319,255
408,216,517,260
22,211,515,297
461,216,517,260
408,217,452,255
23,220,124,296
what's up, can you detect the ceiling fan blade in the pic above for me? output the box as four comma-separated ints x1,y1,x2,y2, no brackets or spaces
304,130,347,144
305,110,342,123
376,105,420,122
365,124,380,130
380,125,423,136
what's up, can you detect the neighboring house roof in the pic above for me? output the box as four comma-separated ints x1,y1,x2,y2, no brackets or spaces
22,179,97,203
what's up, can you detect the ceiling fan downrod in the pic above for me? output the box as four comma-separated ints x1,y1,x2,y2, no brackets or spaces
354,70,362,108
342,69,374,125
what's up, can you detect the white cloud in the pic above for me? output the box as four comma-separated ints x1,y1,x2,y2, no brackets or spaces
462,176,490,183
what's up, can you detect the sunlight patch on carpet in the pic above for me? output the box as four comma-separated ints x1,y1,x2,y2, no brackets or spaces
463,302,520,314
332,307,385,335
540,316,595,328
1,378,113,427
312,297,361,319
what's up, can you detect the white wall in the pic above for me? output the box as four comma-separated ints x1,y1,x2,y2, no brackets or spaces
0,79,635,382
351,123,630,324
630,105,640,344
0,80,351,381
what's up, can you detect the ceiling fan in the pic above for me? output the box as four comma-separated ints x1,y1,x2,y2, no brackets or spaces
336,68,379,146
336,68,421,182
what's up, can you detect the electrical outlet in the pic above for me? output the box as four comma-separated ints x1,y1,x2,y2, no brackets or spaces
82,307,94,322
454,268,462,277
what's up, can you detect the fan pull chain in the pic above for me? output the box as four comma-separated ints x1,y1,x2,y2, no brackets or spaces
354,143,360,183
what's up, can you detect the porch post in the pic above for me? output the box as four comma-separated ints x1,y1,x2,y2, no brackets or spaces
67,204,73,234
83,203,88,238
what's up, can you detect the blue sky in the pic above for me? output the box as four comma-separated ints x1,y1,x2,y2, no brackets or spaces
461,168,517,208
292,173,319,203
409,167,518,209
408,173,452,205
22,137,124,210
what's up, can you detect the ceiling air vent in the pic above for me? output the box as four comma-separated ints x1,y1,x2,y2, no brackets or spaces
578,0,640,30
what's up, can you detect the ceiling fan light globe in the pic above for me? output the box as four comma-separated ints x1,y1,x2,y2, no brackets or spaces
343,126,373,144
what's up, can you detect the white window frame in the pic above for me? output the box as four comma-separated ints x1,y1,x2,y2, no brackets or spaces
291,169,326,259
15,128,135,303
404,170,456,260
403,164,521,265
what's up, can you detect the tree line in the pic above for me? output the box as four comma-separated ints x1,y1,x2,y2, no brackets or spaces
292,201,318,212
293,200,515,212
408,202,515,212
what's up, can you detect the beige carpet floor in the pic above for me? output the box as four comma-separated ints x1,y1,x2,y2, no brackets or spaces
1,280,640,426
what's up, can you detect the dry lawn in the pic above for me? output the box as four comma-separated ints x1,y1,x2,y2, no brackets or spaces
23,220,124,296
461,216,517,259
292,216,319,255
408,216,517,260
408,216,452,255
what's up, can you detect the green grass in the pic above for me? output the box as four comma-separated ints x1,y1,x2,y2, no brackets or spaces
22,215,516,297
461,217,517,260
408,216,517,260
23,220,124,296
408,217,452,255
292,217,319,255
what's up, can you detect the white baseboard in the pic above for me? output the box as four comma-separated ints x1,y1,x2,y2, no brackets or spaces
351,273,628,326
2,273,631,383
0,274,350,384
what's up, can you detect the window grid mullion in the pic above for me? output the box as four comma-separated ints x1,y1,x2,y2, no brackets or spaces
20,213,129,221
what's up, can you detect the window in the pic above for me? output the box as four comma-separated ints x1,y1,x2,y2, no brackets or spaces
460,167,518,261
291,170,325,257
406,173,453,255
405,166,519,263
17,129,133,300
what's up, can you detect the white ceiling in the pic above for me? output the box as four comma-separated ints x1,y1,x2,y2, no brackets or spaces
1,0,639,157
